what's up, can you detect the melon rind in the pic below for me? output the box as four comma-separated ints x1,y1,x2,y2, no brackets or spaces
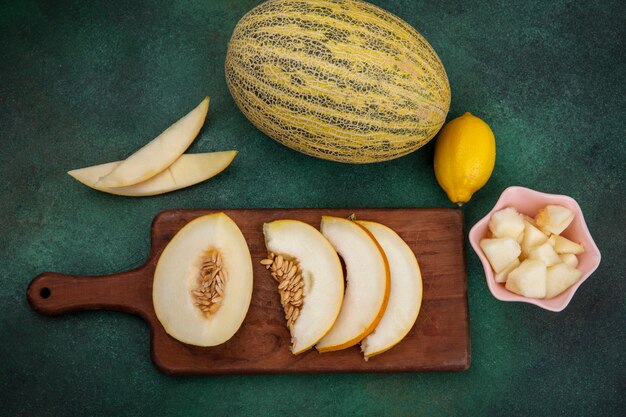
357,220,423,359
316,216,390,352
225,0,450,163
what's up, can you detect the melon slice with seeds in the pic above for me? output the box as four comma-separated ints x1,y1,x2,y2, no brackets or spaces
262,220,344,354
153,212,252,346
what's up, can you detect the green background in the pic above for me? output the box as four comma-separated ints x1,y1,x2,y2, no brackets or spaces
1,0,624,415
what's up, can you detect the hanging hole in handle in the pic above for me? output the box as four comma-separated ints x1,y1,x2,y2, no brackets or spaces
40,287,51,299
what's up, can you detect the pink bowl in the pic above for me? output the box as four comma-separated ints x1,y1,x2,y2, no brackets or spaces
469,186,601,312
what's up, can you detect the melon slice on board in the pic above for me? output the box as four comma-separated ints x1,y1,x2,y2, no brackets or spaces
316,216,390,352
96,97,209,187
152,212,253,347
356,220,423,360
68,151,236,196
263,220,344,354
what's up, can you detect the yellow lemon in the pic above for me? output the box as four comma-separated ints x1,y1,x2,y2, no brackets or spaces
434,112,496,205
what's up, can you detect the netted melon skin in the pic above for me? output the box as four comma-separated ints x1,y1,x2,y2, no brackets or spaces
225,0,451,163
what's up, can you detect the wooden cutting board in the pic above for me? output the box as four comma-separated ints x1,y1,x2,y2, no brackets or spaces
27,208,470,375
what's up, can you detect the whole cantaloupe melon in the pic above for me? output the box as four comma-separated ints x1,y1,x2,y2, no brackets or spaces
225,0,450,163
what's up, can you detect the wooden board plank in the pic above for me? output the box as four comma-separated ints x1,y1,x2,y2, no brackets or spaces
27,208,470,375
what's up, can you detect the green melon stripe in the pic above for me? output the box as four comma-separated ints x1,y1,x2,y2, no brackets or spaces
226,47,445,123
227,71,438,146
227,60,444,135
240,0,439,67
229,75,444,141
230,86,439,153
228,52,447,126
229,92,427,163
234,3,446,82
229,84,440,145
241,29,446,103
234,11,446,92
228,39,448,114
319,5,444,74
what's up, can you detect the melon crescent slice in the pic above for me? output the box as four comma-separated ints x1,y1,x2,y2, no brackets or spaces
96,97,209,187
263,220,344,354
316,216,390,352
68,151,237,196
356,220,423,360
152,212,253,347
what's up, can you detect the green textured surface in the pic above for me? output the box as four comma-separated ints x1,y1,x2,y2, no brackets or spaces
1,0,624,415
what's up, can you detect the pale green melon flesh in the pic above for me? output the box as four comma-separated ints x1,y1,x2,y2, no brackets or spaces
263,220,344,354
68,151,236,196
96,97,209,187
357,221,423,359
153,212,253,347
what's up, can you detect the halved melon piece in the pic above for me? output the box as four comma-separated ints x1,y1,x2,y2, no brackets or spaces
262,220,344,354
316,216,390,352
97,97,209,187
153,212,252,346
356,221,422,360
68,151,237,196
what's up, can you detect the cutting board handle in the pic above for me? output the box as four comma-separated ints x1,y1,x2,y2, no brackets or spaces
27,268,151,319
